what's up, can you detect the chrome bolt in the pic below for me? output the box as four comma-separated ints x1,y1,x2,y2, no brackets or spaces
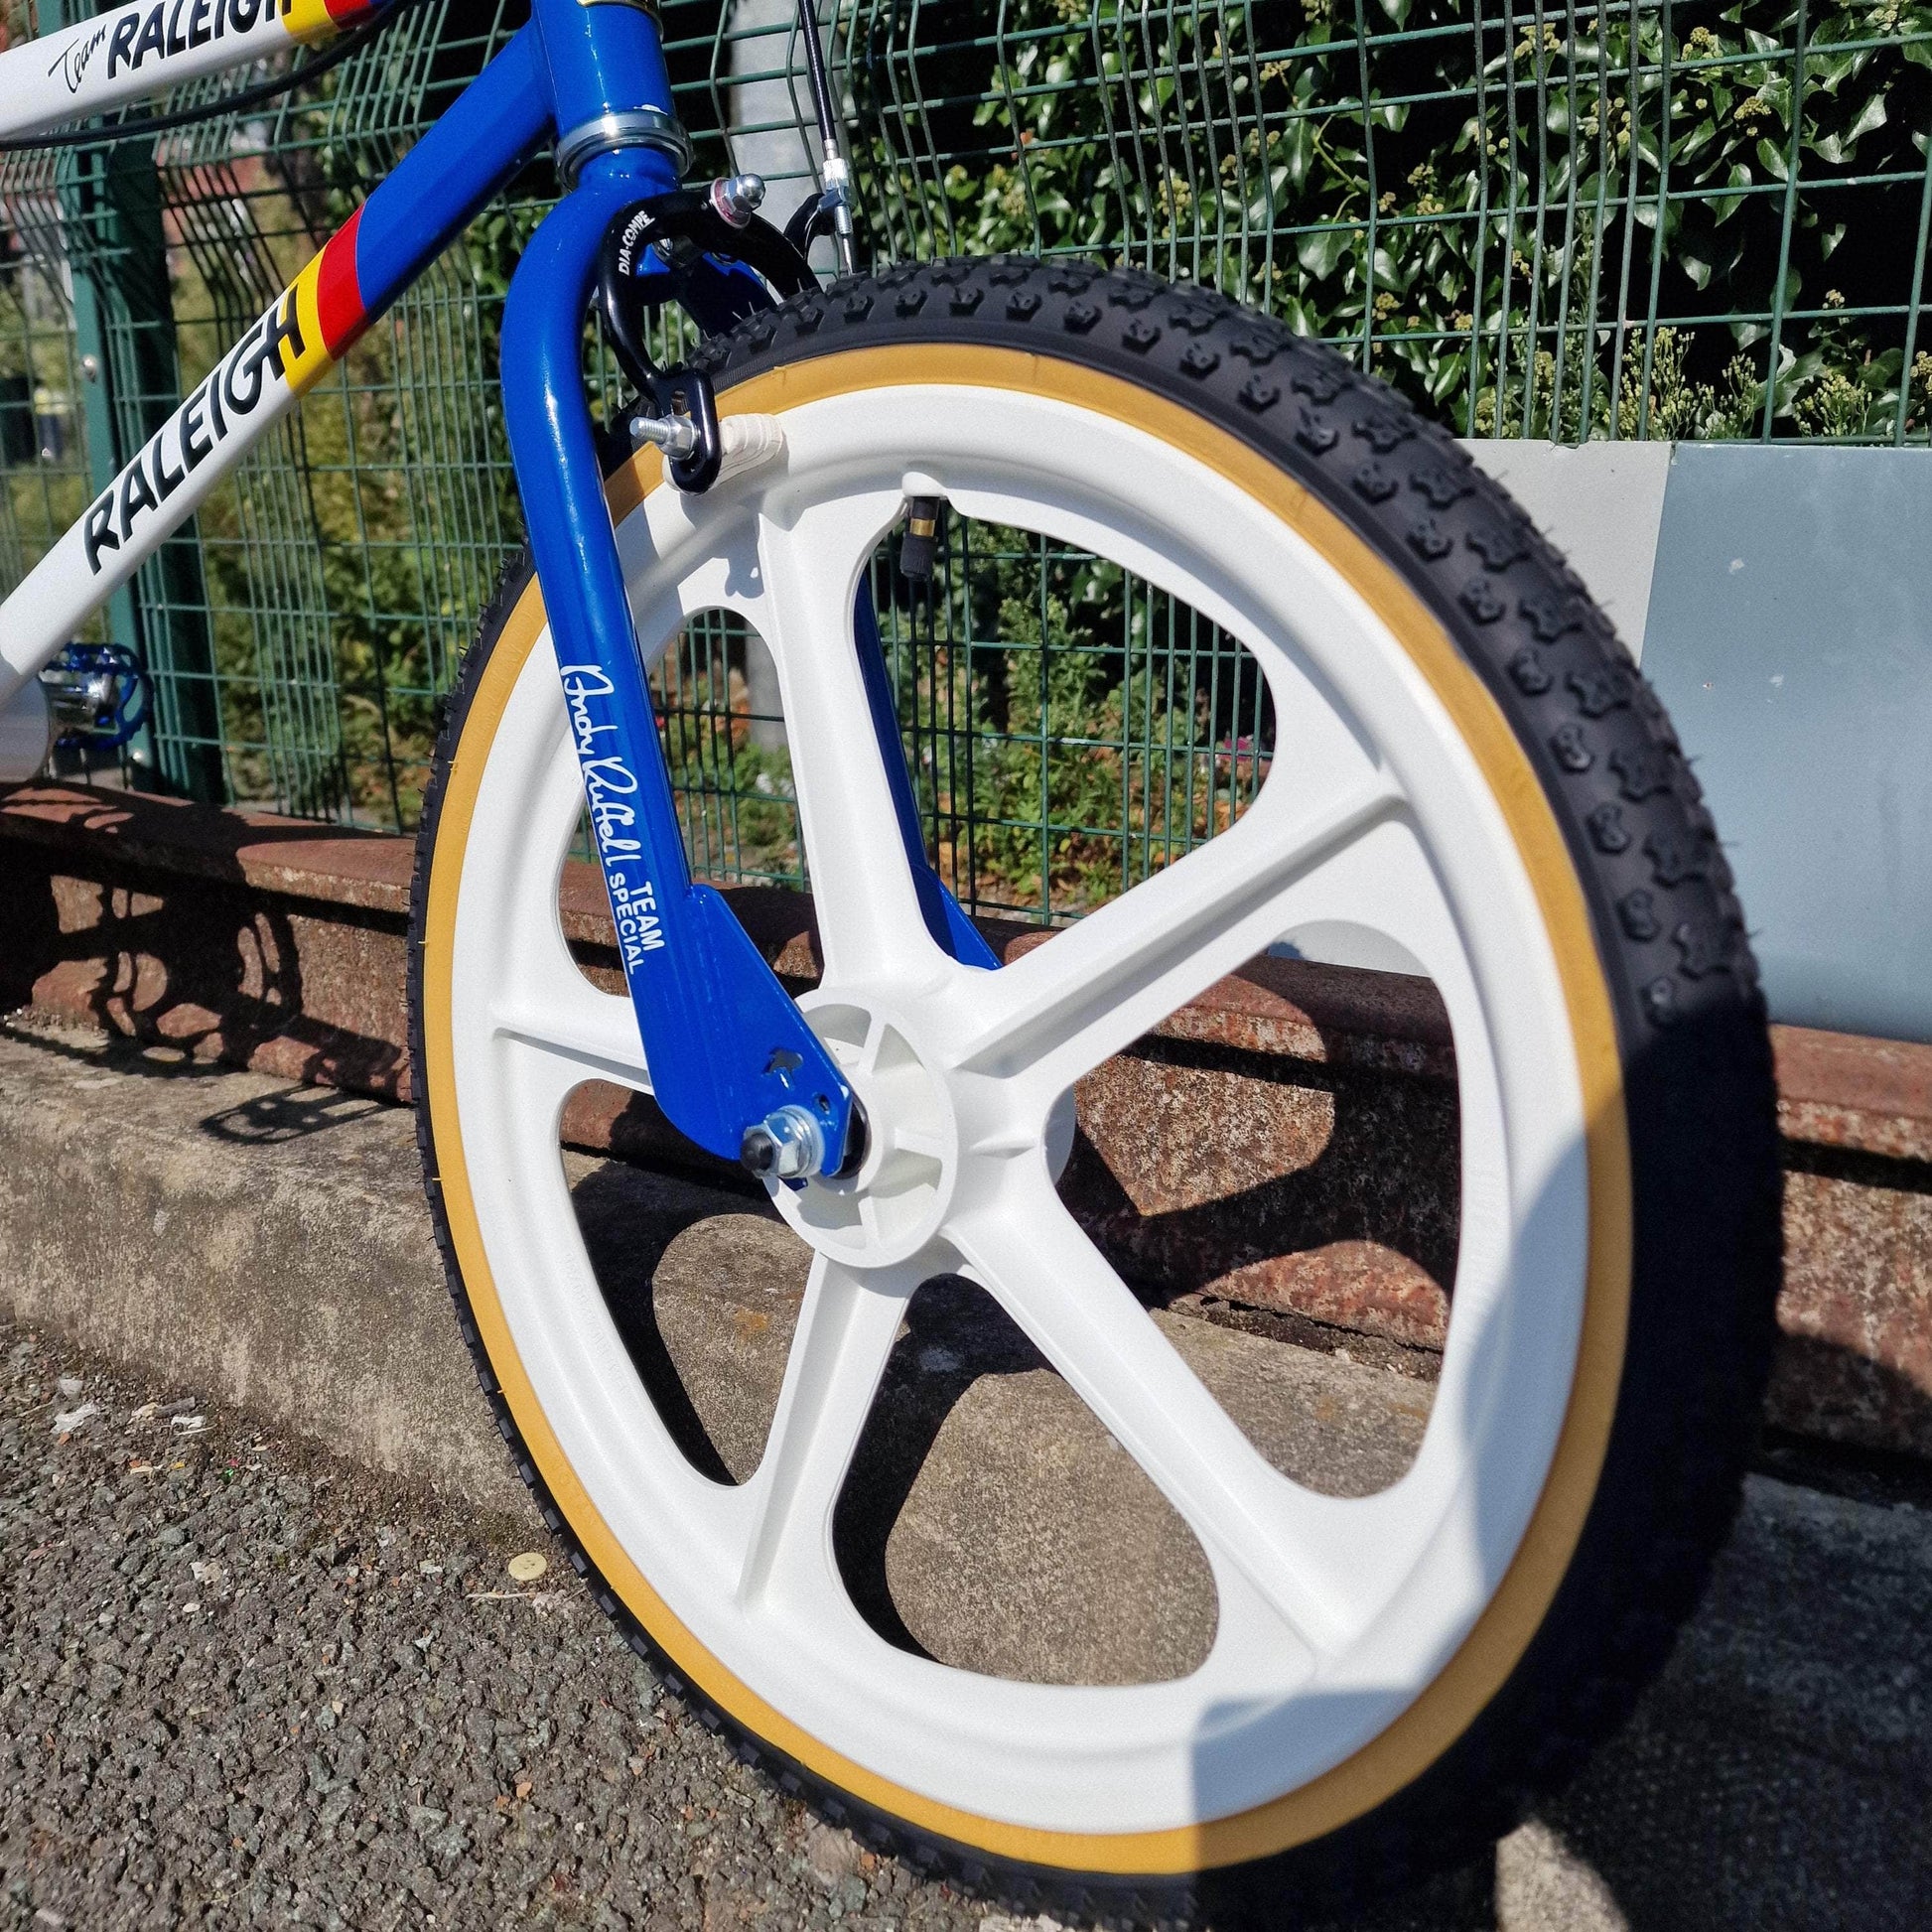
739,1103,827,1180
628,412,702,460
709,174,766,228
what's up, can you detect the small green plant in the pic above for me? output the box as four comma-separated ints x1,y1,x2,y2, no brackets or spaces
1617,329,1765,440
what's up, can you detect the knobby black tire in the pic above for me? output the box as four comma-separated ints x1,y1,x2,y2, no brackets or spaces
408,255,1781,1926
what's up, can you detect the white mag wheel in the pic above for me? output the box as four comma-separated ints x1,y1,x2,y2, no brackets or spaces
410,262,1779,1908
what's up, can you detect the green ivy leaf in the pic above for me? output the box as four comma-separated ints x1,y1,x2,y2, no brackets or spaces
1714,161,1753,225
1773,345,1823,416
1670,118,1719,166
1807,48,1859,94
1246,165,1292,226
1297,225,1352,279
1282,117,1317,191
1278,295,1317,337
1371,245,1414,294
1843,88,1889,154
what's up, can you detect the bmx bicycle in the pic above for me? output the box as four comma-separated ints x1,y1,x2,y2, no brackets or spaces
0,0,1779,1912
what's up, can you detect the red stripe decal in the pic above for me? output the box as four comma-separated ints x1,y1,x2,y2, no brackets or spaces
323,0,377,22
316,207,368,359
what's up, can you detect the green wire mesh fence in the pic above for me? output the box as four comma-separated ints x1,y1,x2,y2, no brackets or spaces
0,0,1926,914
2,0,530,824
826,0,1932,443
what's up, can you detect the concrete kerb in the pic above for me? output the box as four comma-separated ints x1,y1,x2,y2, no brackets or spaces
0,1020,532,1522
0,1015,1440,1684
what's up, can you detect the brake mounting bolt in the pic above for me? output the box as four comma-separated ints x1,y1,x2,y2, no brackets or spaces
709,174,766,228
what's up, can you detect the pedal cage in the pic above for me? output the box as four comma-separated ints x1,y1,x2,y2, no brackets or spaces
40,642,153,751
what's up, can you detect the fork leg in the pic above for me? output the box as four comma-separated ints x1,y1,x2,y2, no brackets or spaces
499,149,859,1173
851,578,1000,969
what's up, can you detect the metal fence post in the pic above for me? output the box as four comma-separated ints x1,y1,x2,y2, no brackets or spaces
58,0,223,801
66,218,139,677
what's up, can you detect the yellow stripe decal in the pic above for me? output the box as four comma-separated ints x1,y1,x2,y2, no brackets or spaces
278,0,339,42
275,256,335,397
425,345,1632,1875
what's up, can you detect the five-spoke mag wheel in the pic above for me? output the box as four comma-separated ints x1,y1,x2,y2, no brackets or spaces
410,260,1779,1911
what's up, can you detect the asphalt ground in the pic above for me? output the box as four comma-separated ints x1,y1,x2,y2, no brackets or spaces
2,1320,1928,1932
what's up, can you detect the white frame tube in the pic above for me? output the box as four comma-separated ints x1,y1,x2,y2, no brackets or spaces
0,283,316,708
0,0,344,142
0,0,376,704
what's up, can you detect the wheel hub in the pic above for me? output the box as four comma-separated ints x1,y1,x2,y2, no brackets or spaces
769,997,959,1267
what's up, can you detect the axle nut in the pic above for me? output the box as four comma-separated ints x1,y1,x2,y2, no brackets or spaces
739,1104,826,1180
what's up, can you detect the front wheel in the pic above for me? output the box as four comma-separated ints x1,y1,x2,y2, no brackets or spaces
409,257,1779,1916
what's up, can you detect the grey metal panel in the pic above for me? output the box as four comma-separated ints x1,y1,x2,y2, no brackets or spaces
1463,439,1673,660
1640,444,1932,1043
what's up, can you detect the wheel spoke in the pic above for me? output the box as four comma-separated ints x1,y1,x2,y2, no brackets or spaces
750,499,945,992
935,773,1402,1102
490,984,651,1102
949,1175,1372,1657
734,1251,922,1609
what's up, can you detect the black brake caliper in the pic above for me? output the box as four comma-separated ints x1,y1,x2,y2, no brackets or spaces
593,190,818,495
